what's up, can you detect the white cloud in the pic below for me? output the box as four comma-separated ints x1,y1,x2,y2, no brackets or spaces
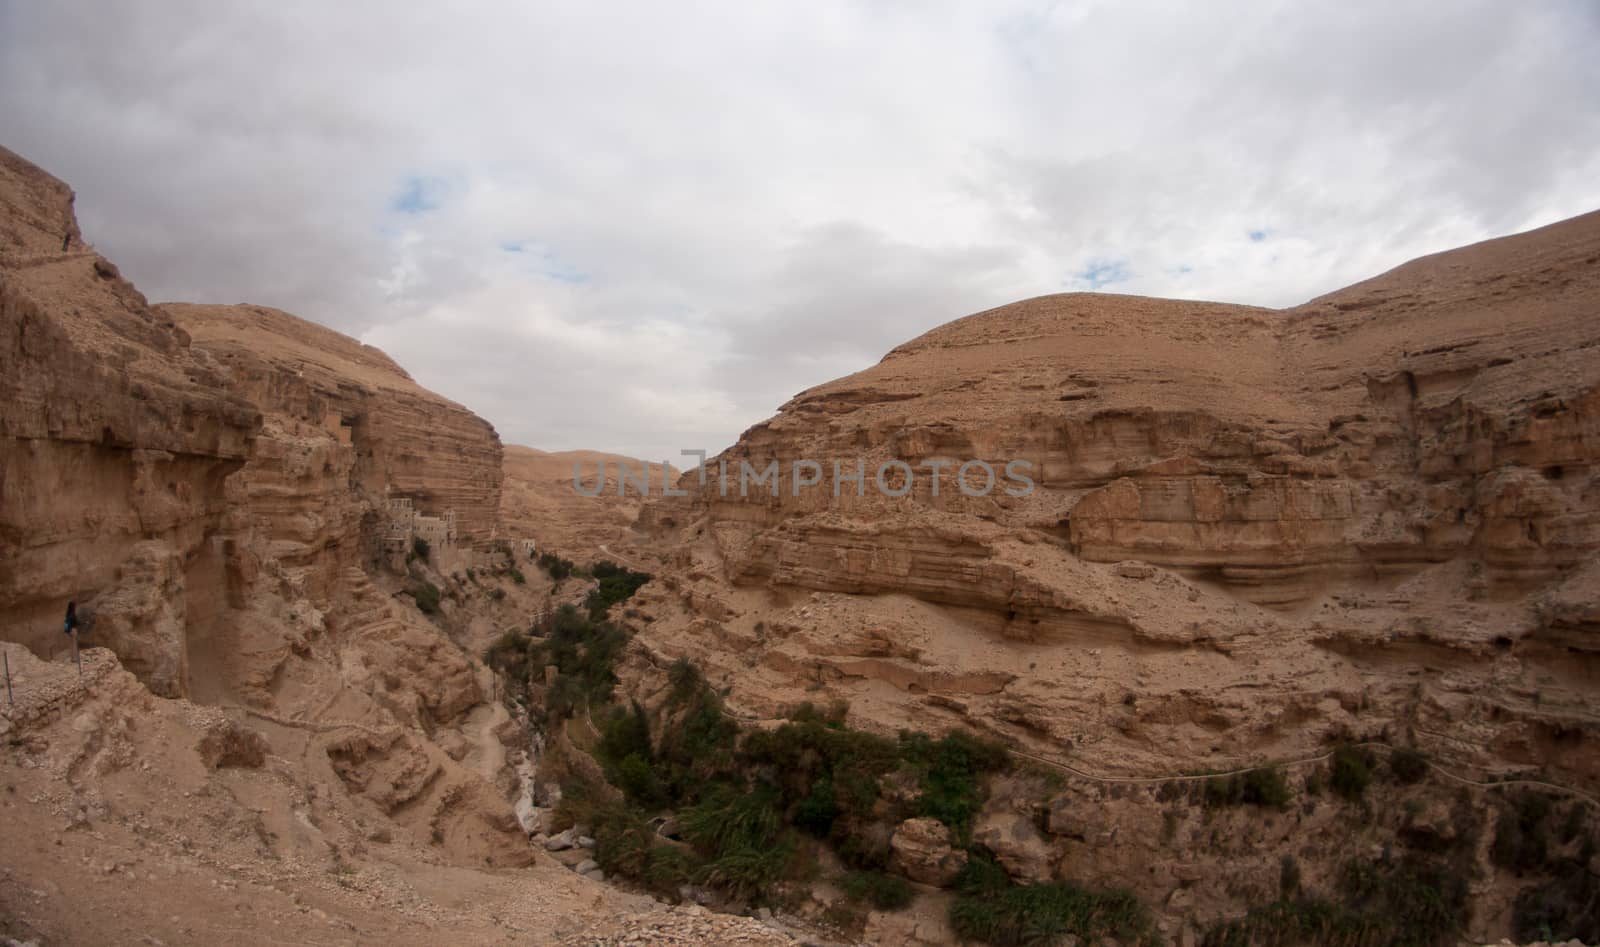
3,0,1597,460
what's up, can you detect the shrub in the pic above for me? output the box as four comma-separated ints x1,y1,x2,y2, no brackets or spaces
1389,748,1429,785
598,700,655,764
1206,855,1470,947
538,551,575,580
561,792,696,898
412,537,430,562
653,675,740,804
950,854,1153,947
840,870,915,911
528,604,629,719
1204,768,1292,809
597,701,662,807
899,730,1010,843
408,581,441,615
695,841,793,903
1492,791,1554,874
485,630,533,689
681,783,784,857
1513,865,1600,943
585,561,652,618
615,754,664,809
793,776,839,837
1331,745,1373,801
509,567,526,585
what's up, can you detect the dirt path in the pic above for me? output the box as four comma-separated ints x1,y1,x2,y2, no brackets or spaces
461,664,510,783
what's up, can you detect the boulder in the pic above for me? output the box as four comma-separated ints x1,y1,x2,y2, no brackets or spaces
890,817,967,887
972,810,1054,883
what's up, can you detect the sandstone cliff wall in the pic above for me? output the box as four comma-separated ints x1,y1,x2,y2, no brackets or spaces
1,147,504,704
631,211,1600,790
0,147,260,690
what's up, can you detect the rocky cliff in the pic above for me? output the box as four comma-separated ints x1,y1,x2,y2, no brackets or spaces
630,210,1600,789
500,445,676,557
166,301,504,551
0,147,602,935
1,145,505,702
0,146,260,690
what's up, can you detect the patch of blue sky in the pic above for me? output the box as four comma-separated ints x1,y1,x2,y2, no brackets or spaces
1074,258,1131,289
390,175,450,214
501,240,589,284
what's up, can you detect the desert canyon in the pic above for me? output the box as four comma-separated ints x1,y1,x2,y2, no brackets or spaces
3,142,1599,946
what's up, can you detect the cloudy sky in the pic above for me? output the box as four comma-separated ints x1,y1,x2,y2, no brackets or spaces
3,1,1598,461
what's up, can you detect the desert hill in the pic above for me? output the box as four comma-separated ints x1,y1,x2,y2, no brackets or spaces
500,444,678,557
612,209,1600,940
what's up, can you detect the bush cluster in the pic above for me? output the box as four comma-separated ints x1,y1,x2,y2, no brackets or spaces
585,560,651,618
1388,747,1429,785
839,870,915,911
1203,767,1292,810
1330,745,1374,801
950,850,1155,947
538,551,576,580
1205,854,1470,947
485,604,628,719
573,658,1011,911
408,580,441,615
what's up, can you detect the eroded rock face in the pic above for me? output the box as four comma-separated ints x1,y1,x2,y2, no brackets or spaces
630,210,1600,789
165,301,504,556
0,146,259,684
0,151,535,886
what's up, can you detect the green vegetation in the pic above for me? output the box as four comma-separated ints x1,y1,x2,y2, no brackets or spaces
509,567,526,585
1330,745,1373,801
484,604,629,719
1388,747,1429,785
1204,855,1470,947
1482,790,1600,940
407,580,441,615
1492,790,1554,874
1513,867,1600,943
839,870,915,911
950,850,1155,947
556,652,1012,910
556,786,695,899
538,551,576,580
412,536,431,562
896,729,1010,842
585,560,651,618
1203,767,1292,810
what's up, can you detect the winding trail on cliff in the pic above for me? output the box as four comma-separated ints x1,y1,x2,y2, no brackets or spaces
707,702,1600,809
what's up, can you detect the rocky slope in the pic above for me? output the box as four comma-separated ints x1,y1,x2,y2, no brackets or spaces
500,445,677,558
611,211,1600,939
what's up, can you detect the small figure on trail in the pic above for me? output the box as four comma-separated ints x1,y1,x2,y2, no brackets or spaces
63,601,79,636
61,231,71,252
